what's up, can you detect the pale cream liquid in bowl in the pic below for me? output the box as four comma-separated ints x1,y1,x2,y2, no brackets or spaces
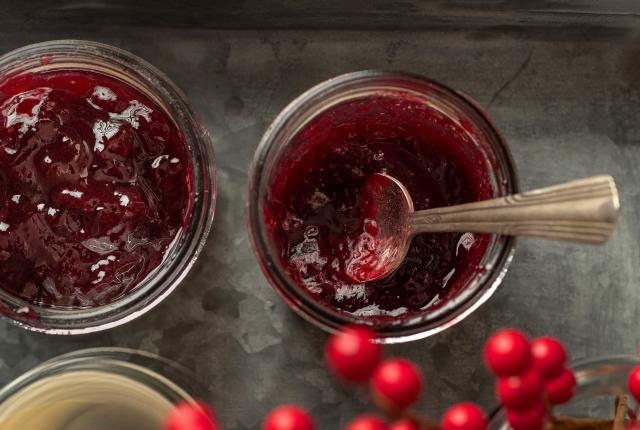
0,370,174,430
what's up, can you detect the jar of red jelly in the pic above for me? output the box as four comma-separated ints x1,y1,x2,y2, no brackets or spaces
248,71,518,342
0,41,216,333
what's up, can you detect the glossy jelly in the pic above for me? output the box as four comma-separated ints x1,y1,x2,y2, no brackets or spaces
264,95,491,318
0,70,192,308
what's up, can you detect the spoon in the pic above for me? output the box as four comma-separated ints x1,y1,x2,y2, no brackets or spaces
351,173,620,283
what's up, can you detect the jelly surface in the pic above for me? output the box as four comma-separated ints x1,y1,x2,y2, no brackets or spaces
0,70,192,308
264,96,491,318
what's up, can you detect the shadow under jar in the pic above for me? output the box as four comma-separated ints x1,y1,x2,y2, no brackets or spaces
0,41,216,334
248,71,518,343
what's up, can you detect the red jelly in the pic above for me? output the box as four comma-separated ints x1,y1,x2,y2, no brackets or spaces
264,96,491,318
0,70,192,307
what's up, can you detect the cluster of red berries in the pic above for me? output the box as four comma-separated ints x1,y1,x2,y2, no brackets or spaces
484,329,575,430
163,328,640,430
263,325,487,430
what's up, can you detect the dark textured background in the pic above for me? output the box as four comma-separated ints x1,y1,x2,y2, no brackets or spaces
0,1,639,428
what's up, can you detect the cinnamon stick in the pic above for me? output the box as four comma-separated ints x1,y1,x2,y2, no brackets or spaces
612,394,628,430
545,394,629,430
546,416,614,430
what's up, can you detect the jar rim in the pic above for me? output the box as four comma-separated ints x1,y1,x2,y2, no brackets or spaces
0,40,217,334
247,70,518,343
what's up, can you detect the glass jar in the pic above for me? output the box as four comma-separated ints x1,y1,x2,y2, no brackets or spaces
489,356,640,429
247,71,518,343
0,40,216,334
0,348,201,430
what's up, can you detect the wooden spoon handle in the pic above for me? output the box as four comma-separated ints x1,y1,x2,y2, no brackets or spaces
408,175,620,244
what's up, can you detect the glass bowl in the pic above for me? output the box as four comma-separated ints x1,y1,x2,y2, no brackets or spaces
0,348,202,429
489,356,640,429
0,40,216,334
247,71,518,343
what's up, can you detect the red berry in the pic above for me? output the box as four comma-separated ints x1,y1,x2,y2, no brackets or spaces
506,402,546,430
390,419,421,430
371,358,423,410
545,368,576,405
326,325,382,383
531,337,567,379
628,366,640,402
627,421,640,430
165,401,219,430
497,368,543,410
442,402,488,430
345,416,389,430
263,405,314,430
484,329,532,377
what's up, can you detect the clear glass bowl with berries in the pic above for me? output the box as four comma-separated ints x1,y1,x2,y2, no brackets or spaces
484,329,640,430
489,354,640,430
0,40,216,334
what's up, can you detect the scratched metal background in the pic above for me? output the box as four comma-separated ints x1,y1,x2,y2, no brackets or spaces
0,1,639,428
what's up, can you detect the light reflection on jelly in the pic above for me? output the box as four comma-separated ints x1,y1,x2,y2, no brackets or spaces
0,70,193,308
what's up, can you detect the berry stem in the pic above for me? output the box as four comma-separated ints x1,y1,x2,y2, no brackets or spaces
401,410,441,430
544,396,556,421
371,400,440,430
548,416,614,430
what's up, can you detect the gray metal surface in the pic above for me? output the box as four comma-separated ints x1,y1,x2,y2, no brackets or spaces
1,2,639,428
